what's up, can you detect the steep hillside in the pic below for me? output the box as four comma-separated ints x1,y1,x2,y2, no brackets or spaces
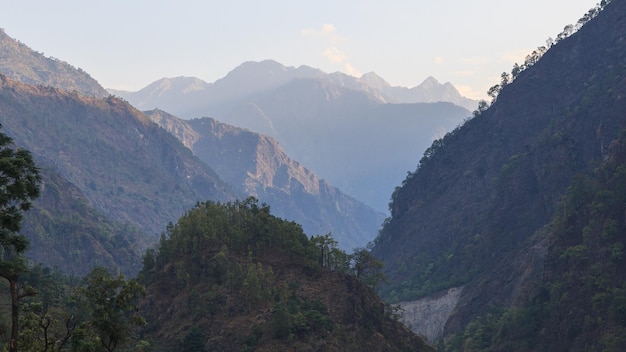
0,74,235,243
440,128,626,352
139,199,433,352
0,29,107,97
146,109,385,250
372,0,625,343
22,167,145,276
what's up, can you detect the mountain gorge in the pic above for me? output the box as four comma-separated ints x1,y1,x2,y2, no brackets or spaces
372,0,626,349
2,1,623,349
145,109,384,250
114,63,472,212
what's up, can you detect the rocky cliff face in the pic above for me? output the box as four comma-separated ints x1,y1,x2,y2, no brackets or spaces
400,287,464,343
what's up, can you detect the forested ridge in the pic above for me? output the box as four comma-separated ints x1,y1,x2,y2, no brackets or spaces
372,0,626,349
139,198,431,351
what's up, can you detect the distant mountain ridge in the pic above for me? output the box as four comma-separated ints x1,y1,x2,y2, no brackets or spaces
111,60,477,113
112,61,472,212
236,78,470,212
145,109,385,250
109,61,328,119
0,28,108,97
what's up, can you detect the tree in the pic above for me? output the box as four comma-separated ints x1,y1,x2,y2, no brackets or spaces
0,124,41,352
350,245,386,290
75,267,146,352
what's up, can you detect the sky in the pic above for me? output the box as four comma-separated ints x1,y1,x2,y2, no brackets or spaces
0,0,600,99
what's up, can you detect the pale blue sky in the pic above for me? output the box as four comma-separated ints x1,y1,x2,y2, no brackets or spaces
1,0,599,99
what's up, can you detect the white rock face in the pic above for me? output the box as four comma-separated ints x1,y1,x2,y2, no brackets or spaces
399,286,463,342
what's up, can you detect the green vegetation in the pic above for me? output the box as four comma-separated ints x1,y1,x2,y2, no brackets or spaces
438,130,626,352
0,191,406,351
138,197,424,351
73,267,146,352
0,124,40,352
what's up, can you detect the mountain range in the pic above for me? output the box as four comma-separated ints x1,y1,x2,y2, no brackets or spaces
372,1,626,349
109,60,477,114
112,61,474,212
0,28,387,273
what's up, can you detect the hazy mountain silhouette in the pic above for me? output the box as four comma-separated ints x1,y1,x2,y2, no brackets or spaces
145,109,385,250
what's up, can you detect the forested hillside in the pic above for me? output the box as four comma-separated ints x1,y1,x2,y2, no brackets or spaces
139,198,432,351
441,128,626,351
372,0,625,346
0,74,236,275
22,167,145,276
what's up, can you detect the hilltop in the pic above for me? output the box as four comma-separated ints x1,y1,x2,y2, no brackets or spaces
139,199,434,351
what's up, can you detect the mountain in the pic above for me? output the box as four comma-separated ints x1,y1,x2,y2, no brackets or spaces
0,74,236,274
111,60,477,117
145,109,385,250
0,28,108,97
112,60,327,118
371,0,626,347
115,66,471,212
139,199,434,351
361,73,478,111
233,78,470,212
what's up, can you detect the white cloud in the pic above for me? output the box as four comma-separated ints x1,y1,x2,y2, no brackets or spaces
343,62,361,77
324,46,347,64
301,23,359,77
